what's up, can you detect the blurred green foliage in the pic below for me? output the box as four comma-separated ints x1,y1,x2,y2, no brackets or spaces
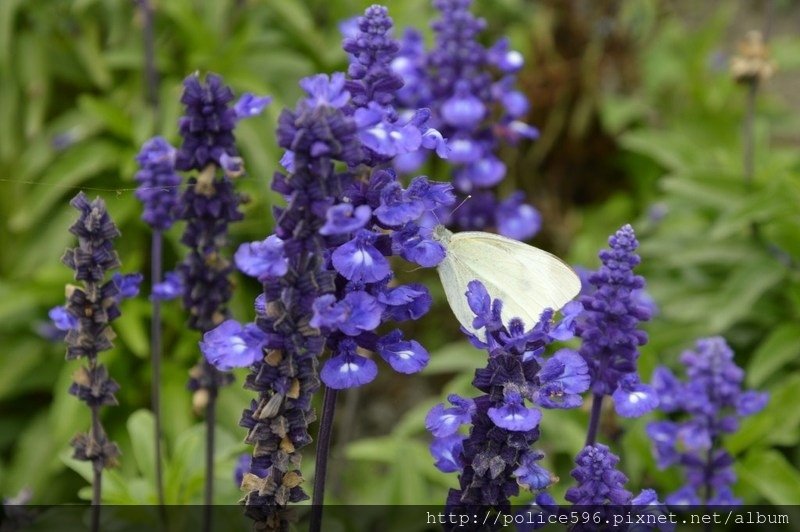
0,0,798,514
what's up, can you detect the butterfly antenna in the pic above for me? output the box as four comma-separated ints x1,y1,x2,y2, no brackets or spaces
449,195,472,217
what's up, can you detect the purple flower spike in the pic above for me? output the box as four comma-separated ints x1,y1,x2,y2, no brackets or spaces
430,435,465,473
234,235,288,281
488,390,542,431
320,341,378,389
49,305,77,331
201,319,268,371
234,93,272,119
332,230,391,283
377,329,429,374
134,137,181,230
566,444,632,506
647,336,769,505
320,204,372,236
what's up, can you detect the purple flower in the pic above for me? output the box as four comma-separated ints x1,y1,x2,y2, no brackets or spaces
441,81,486,128
319,204,372,235
578,224,656,417
514,451,553,491
612,374,659,418
566,444,632,506
376,329,429,374
426,394,475,437
234,236,288,281
374,180,425,227
151,270,184,301
391,223,446,267
487,390,542,431
430,435,464,473
112,272,143,300
300,73,349,109
320,340,378,389
429,279,586,515
49,305,77,331
377,283,432,321
175,73,238,171
496,192,541,241
134,137,181,230
647,337,768,505
536,349,590,409
201,319,268,371
332,230,391,282
234,93,272,119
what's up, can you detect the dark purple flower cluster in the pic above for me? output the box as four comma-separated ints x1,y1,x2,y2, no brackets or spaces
391,0,541,240
199,53,453,523
59,192,130,469
577,224,657,418
426,280,589,523
340,5,448,167
134,136,181,231
647,337,768,505
535,444,670,532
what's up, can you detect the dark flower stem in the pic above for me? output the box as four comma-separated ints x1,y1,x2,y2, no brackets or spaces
310,386,338,532
150,231,165,507
585,394,604,446
203,362,219,532
90,404,102,532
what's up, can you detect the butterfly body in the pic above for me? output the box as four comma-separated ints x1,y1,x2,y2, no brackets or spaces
432,225,580,336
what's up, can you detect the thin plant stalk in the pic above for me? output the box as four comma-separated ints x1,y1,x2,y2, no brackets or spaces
310,386,338,532
203,366,218,532
150,231,166,507
90,404,102,532
585,394,604,446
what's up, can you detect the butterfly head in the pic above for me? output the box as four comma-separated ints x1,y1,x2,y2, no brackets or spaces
432,224,452,246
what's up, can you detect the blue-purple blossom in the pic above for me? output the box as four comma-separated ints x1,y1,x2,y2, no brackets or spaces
647,337,768,505
320,204,372,235
234,93,272,119
577,224,657,417
234,236,288,281
200,319,268,371
331,230,391,283
175,73,238,171
134,137,181,230
49,305,77,331
320,339,379,389
391,0,541,240
112,272,143,300
375,329,429,373
428,280,589,518
151,270,184,301
430,434,464,473
425,394,476,437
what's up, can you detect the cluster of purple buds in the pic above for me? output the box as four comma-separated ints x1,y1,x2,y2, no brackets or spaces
134,136,181,231
58,193,141,469
647,337,768,505
391,0,541,241
426,280,589,522
577,224,658,418
525,444,669,532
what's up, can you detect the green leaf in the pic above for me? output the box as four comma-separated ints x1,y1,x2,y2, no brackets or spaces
739,449,800,504
127,409,157,484
8,140,119,232
747,324,800,387
728,373,800,453
424,341,485,374
78,95,133,140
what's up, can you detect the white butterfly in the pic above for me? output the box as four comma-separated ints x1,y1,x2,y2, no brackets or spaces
433,225,581,337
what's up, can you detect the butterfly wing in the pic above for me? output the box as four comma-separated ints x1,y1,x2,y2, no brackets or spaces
440,231,580,335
